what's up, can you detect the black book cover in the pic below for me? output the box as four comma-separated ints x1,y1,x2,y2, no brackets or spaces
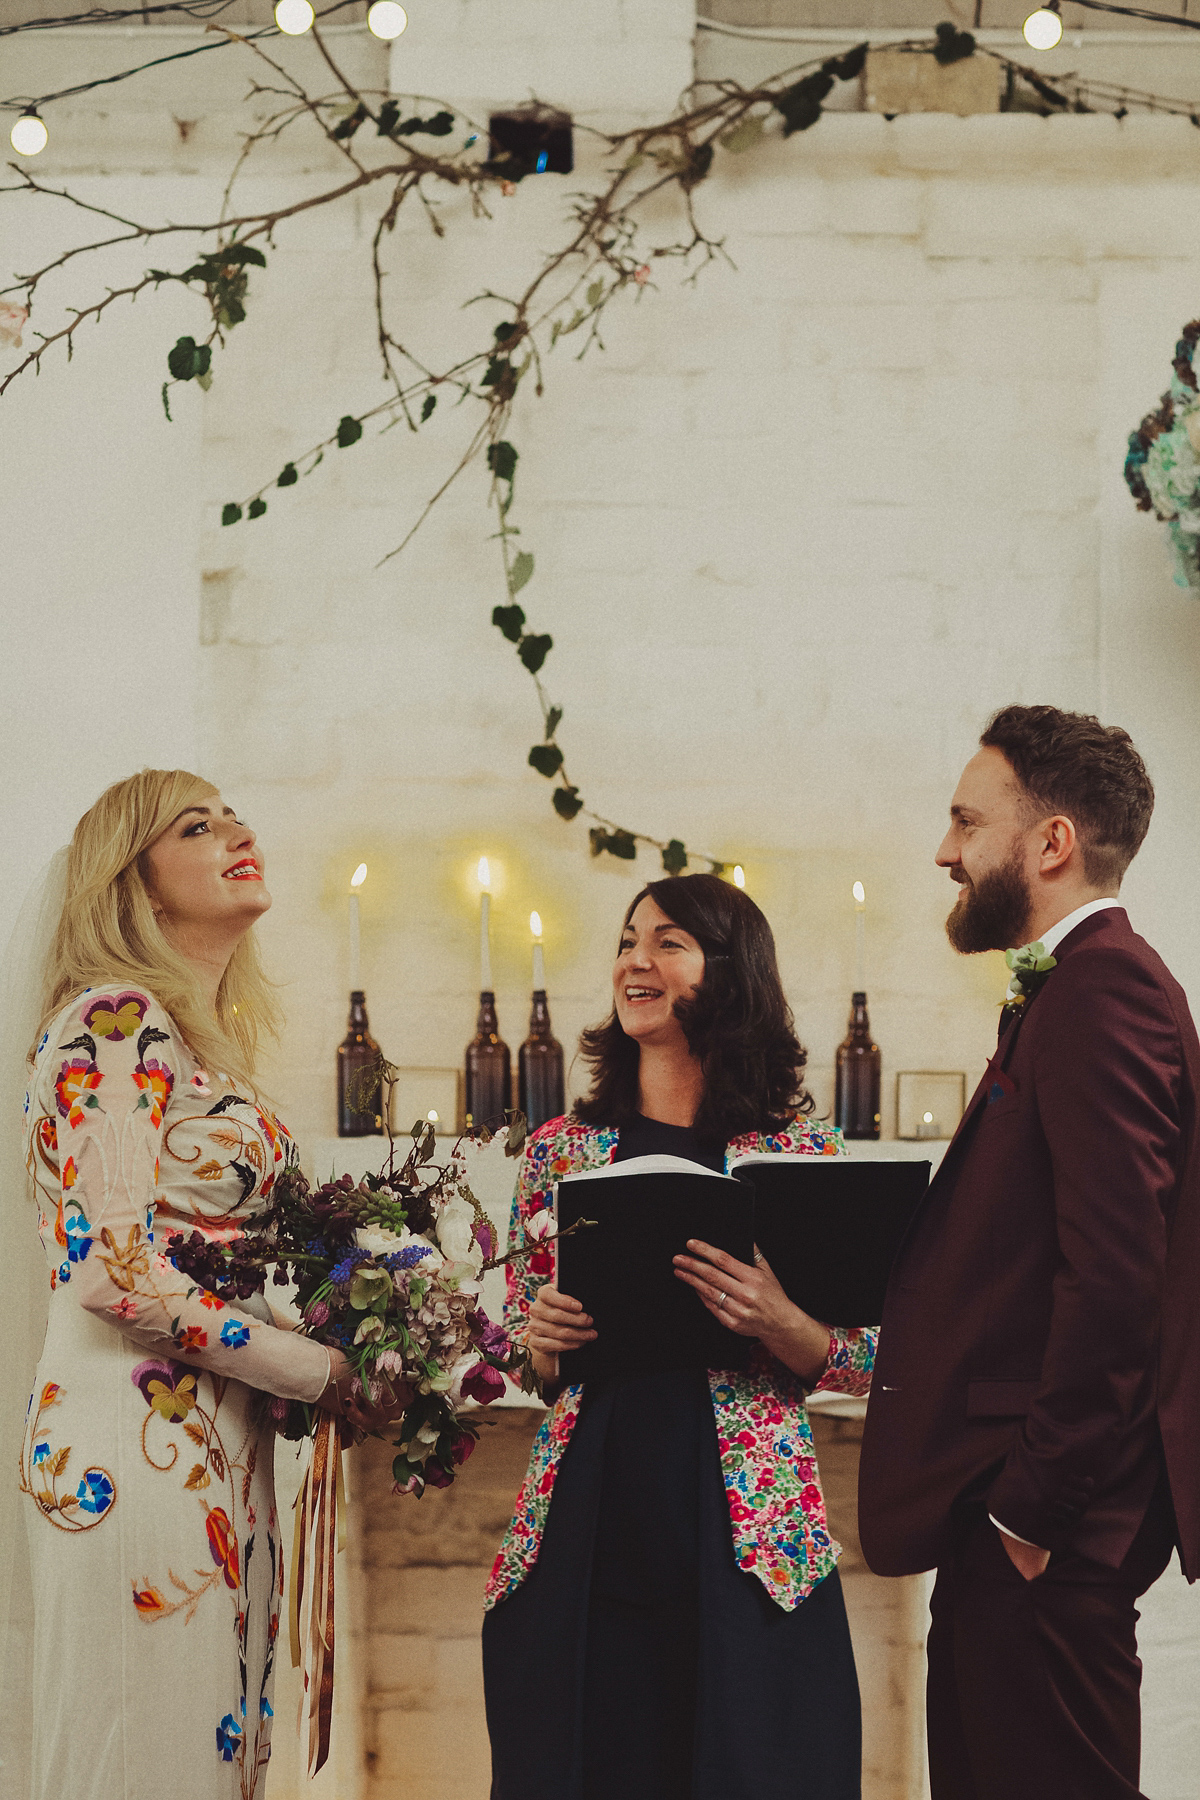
732,1155,930,1328
556,1155,755,1384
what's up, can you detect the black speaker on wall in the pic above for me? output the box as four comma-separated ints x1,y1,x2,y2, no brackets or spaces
487,107,574,179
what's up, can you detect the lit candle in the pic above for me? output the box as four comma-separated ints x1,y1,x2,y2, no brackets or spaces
478,857,493,991
853,880,866,989
530,910,546,991
348,862,367,989
733,865,746,890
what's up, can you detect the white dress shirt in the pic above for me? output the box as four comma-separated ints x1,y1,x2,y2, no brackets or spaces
992,895,1123,1549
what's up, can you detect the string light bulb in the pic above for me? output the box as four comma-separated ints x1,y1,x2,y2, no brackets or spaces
732,866,746,889
274,0,314,33
10,111,48,156
367,1,408,38
1022,4,1063,49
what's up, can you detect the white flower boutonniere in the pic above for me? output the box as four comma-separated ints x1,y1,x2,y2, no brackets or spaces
1001,941,1057,1024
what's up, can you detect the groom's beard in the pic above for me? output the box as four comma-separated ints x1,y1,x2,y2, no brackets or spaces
945,849,1032,955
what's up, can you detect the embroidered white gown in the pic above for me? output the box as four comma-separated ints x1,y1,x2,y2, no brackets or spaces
18,983,330,1800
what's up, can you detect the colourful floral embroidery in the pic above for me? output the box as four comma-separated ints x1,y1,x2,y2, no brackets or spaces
55,1054,103,1127
82,991,149,1041
64,1210,92,1264
132,1057,174,1129
198,1289,226,1311
76,1469,115,1515
132,1584,166,1617
485,1112,877,1616
216,1713,243,1762
177,1325,208,1355
132,1359,199,1422
37,1116,57,1157
206,1506,240,1589
61,1155,76,1188
110,1296,139,1321
219,1320,250,1349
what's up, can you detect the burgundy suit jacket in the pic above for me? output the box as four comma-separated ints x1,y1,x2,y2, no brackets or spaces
858,908,1200,1578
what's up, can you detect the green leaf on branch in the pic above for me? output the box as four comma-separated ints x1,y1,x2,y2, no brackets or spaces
508,550,534,595
679,141,715,191
721,115,765,154
528,743,564,778
336,415,364,448
167,336,212,382
774,72,834,136
589,827,638,861
553,785,584,821
421,393,437,422
586,279,604,308
826,42,868,81
518,633,552,674
487,441,518,485
493,320,523,349
492,603,525,642
221,503,243,526
333,103,369,141
248,497,267,519
378,102,455,138
661,839,688,875
545,705,562,737
277,462,298,487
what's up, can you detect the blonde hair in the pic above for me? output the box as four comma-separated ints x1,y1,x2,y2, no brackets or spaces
41,769,280,1088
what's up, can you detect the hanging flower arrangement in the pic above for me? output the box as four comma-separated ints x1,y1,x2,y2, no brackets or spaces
1125,320,1200,590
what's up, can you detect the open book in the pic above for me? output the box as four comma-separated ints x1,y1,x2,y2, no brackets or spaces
555,1156,754,1383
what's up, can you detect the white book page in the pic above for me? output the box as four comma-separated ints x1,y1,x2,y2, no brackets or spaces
558,1153,737,1184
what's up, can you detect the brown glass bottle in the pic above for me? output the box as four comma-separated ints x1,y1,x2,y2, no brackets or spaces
518,991,564,1132
465,992,511,1130
835,991,881,1140
337,990,384,1137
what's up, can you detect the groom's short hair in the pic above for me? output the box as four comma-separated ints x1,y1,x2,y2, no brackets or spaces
981,704,1155,888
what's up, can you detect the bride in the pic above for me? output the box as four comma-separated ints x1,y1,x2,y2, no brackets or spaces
3,769,381,1800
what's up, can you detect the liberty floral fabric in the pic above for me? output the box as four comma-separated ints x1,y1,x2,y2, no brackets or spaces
484,1114,876,1614
19,986,329,1800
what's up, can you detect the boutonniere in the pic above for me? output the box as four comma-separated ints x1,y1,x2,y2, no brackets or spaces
1000,941,1057,1023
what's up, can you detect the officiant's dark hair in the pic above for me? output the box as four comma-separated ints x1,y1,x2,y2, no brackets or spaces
573,873,814,1143
981,704,1154,887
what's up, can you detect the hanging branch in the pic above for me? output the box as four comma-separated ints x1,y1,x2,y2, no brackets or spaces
3,21,1197,867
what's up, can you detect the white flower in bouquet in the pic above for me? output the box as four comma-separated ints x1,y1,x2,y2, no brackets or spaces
436,1193,485,1275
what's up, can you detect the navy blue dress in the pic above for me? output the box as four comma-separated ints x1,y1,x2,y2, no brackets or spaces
482,1117,862,1800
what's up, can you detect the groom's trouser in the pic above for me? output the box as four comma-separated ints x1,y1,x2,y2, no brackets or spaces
926,1478,1176,1800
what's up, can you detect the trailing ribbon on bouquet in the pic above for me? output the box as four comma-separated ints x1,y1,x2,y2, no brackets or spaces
290,1413,347,1777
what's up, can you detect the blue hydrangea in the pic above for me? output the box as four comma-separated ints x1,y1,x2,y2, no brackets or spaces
383,1245,431,1271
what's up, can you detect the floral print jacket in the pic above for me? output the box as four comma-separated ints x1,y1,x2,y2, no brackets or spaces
483,1113,877,1614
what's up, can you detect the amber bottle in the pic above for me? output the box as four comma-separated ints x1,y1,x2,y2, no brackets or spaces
337,990,384,1137
518,990,564,1131
465,992,511,1130
835,991,881,1141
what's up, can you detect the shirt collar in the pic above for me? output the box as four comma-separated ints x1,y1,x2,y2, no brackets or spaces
1004,898,1122,1001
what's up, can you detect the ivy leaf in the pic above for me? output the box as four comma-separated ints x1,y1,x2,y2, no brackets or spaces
487,440,518,485
679,141,714,191
383,108,455,137
661,839,688,876
586,279,603,308
221,503,243,526
213,242,267,269
827,42,868,81
332,102,369,141
553,785,584,821
492,603,525,642
277,462,298,487
774,72,834,136
932,21,976,63
508,550,534,595
518,633,552,674
421,393,436,422
336,415,364,448
248,497,267,520
528,744,564,779
167,336,211,382
720,115,765,154
545,705,562,737
589,827,637,861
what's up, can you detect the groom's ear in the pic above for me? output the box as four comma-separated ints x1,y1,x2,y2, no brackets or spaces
1035,814,1077,874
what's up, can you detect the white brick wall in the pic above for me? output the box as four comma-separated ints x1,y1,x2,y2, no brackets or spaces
4,10,1200,1795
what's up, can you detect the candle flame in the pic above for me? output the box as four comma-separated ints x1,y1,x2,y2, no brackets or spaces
477,856,491,892
852,881,866,906
530,910,543,940
350,862,368,889
732,865,745,889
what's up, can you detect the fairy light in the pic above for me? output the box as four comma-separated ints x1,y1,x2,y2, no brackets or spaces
274,0,314,33
1023,3,1063,49
10,111,48,156
367,1,408,38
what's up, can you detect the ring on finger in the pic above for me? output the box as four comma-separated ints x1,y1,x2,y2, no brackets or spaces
717,1291,728,1309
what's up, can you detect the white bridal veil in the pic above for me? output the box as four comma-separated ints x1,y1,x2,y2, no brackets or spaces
0,850,67,1800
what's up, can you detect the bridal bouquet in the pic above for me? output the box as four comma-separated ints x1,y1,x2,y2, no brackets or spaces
167,1115,538,1496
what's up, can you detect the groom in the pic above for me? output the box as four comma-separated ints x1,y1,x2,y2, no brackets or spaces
859,704,1200,1799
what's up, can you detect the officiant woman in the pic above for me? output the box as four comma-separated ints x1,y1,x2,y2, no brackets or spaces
481,873,875,1800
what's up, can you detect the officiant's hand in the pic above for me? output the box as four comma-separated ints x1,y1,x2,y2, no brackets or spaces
527,1285,597,1382
673,1241,831,1384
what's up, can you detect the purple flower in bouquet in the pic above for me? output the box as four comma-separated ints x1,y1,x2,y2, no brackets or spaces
472,1311,512,1361
460,1360,506,1404
383,1244,432,1272
329,1248,370,1287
